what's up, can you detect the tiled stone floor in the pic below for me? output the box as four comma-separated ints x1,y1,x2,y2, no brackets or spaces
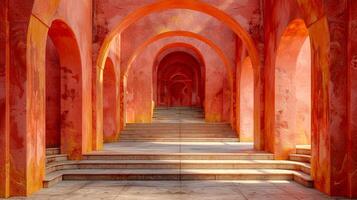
4,180,345,200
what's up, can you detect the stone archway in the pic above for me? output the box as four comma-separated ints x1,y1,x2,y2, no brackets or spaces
156,52,203,107
273,19,311,159
103,57,118,142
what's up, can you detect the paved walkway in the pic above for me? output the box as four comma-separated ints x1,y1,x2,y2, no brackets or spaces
8,180,338,200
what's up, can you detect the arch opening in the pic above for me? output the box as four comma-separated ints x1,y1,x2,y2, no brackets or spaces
156,51,204,108
103,58,118,142
274,19,311,158
239,56,254,142
45,20,83,160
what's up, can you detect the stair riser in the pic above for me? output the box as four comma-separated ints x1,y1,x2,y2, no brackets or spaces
46,164,77,174
46,156,67,164
83,155,274,160
46,163,308,172
121,130,234,133
296,149,311,155
294,175,313,187
61,174,295,181
125,125,231,127
46,148,60,156
126,122,231,129
119,139,239,142
43,176,62,188
120,135,237,138
125,128,231,130
121,132,235,134
290,155,311,163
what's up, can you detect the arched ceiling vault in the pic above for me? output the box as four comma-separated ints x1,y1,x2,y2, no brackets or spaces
97,0,260,81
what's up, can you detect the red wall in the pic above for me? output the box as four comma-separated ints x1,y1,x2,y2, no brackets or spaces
264,0,357,197
0,0,93,197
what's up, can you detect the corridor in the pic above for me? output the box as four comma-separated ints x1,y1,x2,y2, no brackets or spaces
1,0,357,199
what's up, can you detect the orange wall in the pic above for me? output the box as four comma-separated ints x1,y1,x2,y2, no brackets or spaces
0,0,93,197
264,0,357,197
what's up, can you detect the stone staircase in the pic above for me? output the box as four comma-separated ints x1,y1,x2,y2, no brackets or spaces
43,108,313,189
120,107,238,142
119,123,238,142
290,145,311,164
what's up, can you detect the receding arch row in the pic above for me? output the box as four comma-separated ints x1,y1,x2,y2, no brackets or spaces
122,37,228,124
152,42,206,74
96,0,260,73
124,31,234,90
122,32,235,124
151,43,206,108
95,0,263,150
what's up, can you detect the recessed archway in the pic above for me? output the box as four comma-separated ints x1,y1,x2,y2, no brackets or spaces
45,37,61,149
124,31,232,89
274,19,311,159
152,42,206,108
122,33,233,124
46,20,83,160
156,51,203,107
239,56,254,142
103,57,118,142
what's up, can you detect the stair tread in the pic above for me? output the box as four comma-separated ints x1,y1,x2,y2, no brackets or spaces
47,159,310,165
47,154,67,158
45,169,312,180
290,154,311,158
84,152,272,156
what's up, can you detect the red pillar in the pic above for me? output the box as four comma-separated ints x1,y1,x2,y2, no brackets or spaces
347,0,357,197
0,0,10,197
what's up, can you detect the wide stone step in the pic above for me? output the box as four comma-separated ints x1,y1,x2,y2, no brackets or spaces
123,127,233,130
122,131,234,134
119,133,237,138
119,138,239,142
46,148,60,156
290,154,311,163
296,145,311,155
44,169,313,188
126,123,231,127
83,153,274,160
46,160,311,175
123,126,233,129
46,154,68,164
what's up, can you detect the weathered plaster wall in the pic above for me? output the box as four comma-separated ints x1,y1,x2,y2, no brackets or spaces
0,0,93,197
264,0,357,197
